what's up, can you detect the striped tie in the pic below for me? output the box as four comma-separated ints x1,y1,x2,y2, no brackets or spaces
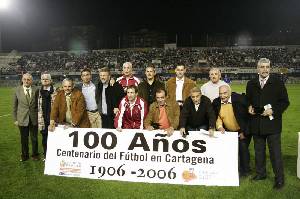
26,89,31,104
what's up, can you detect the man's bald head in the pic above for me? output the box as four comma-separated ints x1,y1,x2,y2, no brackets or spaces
209,68,221,84
219,85,231,103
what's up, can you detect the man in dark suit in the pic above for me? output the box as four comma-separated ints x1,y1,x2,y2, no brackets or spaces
13,73,39,161
212,85,251,177
246,58,289,190
96,67,125,128
179,87,216,137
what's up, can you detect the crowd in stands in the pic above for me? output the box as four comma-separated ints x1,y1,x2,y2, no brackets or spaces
1,47,300,74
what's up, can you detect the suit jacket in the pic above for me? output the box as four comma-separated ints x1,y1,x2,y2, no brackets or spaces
212,92,249,135
50,89,90,127
95,81,125,116
179,95,216,129
13,85,38,126
166,77,196,103
246,75,289,135
144,100,180,129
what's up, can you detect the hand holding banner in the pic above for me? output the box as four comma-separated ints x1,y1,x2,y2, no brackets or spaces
44,128,239,186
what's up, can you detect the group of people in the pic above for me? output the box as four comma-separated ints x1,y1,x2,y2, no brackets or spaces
13,58,289,190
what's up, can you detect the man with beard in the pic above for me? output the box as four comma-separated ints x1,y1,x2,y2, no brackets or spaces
96,67,125,128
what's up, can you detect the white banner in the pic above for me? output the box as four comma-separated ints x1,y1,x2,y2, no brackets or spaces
44,128,239,186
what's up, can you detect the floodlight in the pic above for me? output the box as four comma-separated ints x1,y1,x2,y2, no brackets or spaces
0,0,10,10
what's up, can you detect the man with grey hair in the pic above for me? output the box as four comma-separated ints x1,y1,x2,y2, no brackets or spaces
116,62,140,92
37,73,57,159
201,67,228,102
96,67,125,128
13,73,39,161
212,84,251,177
179,87,216,137
246,58,289,190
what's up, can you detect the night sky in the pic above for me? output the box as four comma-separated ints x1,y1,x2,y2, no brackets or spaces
1,0,300,51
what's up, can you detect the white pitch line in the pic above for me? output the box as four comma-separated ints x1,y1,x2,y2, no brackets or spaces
0,114,11,118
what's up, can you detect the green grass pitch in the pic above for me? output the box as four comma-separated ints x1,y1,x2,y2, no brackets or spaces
0,84,300,199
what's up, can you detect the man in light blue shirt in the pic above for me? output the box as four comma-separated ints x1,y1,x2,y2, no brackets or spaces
77,68,101,128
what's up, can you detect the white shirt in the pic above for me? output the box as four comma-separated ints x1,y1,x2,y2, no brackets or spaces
23,86,32,98
82,82,98,111
201,80,228,102
194,103,200,111
259,75,269,88
175,77,184,101
101,83,108,114
221,96,232,104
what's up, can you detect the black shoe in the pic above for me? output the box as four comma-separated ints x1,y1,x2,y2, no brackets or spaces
252,175,267,181
32,155,40,161
239,172,250,178
20,156,29,162
273,181,284,190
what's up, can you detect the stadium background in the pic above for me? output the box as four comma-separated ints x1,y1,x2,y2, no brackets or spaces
0,46,300,199
1,1,300,197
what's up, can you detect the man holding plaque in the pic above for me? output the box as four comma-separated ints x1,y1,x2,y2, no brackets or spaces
246,58,289,190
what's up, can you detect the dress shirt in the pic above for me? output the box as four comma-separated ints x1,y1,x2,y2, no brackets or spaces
259,75,269,89
194,103,200,111
23,86,32,98
82,82,98,111
101,83,108,114
176,77,184,101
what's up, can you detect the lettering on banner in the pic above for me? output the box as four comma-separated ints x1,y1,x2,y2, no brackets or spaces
45,129,239,186
64,131,213,166
128,133,207,153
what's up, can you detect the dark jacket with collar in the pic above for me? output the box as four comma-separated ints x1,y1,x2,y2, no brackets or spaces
95,80,125,116
179,95,216,129
246,74,289,135
212,92,249,135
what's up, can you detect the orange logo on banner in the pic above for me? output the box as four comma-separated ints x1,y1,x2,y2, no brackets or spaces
182,169,197,182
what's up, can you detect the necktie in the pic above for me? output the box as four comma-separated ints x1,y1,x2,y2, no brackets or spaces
65,94,72,124
260,79,265,89
26,89,31,103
